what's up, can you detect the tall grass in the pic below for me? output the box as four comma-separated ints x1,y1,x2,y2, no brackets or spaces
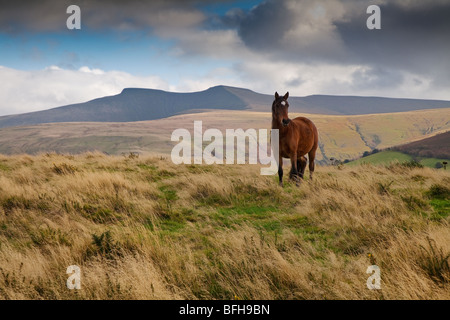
0,152,448,299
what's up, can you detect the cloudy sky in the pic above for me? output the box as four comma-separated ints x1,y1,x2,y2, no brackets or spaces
1,0,449,116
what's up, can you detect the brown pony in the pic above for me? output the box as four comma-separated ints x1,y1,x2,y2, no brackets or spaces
272,92,318,186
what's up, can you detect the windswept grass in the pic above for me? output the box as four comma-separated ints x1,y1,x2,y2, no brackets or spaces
0,152,449,299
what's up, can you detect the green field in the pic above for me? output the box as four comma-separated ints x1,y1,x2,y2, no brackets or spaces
420,157,450,168
348,150,449,168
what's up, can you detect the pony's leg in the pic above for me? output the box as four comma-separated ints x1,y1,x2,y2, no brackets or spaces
278,155,284,187
301,156,307,177
308,150,316,180
289,153,300,185
296,160,302,179
297,156,307,179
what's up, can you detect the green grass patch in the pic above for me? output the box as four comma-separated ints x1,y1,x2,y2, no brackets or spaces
137,163,157,171
144,167,176,182
187,165,215,174
419,157,450,168
217,205,276,218
157,185,179,213
79,204,119,223
348,151,412,166
429,199,450,219
425,184,450,220
159,220,186,233
158,185,178,202
288,216,331,248
144,214,187,235
347,150,450,169
257,219,283,233
30,227,72,247
212,205,278,229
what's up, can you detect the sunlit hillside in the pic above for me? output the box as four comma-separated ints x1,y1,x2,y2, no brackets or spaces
0,108,449,164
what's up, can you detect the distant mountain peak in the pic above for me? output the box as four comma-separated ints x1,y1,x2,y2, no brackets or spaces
120,87,162,94
0,85,449,129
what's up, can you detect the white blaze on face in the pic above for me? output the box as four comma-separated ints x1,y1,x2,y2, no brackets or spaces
281,101,286,106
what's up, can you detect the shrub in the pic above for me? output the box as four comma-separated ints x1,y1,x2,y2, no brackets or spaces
417,237,450,284
52,162,77,175
87,231,121,259
426,184,450,200
376,181,393,195
1,195,32,212
387,161,422,172
398,160,424,169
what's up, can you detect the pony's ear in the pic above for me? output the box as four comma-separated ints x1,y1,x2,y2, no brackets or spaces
275,92,279,100
284,92,289,100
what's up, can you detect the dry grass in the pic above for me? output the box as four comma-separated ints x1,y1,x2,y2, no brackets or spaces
0,152,449,300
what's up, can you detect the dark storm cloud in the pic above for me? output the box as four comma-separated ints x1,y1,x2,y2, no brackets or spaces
232,0,450,85
235,0,350,62
237,0,293,50
285,77,304,87
336,1,450,85
3,0,449,90
351,66,405,91
0,0,233,33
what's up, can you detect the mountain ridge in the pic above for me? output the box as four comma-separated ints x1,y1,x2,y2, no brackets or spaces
1,85,450,129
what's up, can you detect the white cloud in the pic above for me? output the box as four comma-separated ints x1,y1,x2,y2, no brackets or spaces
233,59,450,100
78,66,105,75
0,65,170,116
1,59,449,118
174,67,246,93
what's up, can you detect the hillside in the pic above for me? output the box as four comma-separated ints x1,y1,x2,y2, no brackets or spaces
347,150,449,168
0,109,449,163
348,131,450,168
0,86,247,129
348,151,413,166
394,131,450,159
1,85,450,129
0,153,448,299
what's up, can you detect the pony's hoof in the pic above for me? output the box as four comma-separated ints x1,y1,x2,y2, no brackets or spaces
290,175,301,184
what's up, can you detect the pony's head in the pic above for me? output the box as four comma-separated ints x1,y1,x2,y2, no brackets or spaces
272,92,290,127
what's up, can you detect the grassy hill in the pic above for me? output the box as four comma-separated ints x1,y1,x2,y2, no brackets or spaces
348,151,413,165
0,153,448,299
347,150,449,168
0,109,449,164
348,130,450,168
394,131,450,159
2,85,450,129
